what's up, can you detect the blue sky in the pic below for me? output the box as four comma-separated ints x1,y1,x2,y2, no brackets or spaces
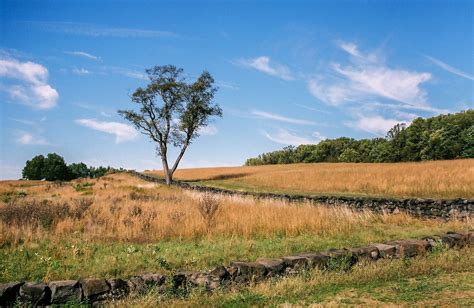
1,0,473,179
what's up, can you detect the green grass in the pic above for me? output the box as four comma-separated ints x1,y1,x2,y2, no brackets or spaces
0,220,467,283
119,247,474,306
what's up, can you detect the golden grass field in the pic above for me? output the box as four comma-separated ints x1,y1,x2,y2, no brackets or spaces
146,159,474,199
3,172,470,247
0,171,473,305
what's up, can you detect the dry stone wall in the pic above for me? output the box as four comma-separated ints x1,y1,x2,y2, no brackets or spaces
1,231,472,306
129,171,473,220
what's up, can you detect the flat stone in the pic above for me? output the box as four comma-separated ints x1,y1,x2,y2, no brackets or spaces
80,278,110,301
349,246,379,260
281,256,309,268
108,278,129,298
209,265,230,281
172,271,195,289
298,253,331,268
19,282,51,305
229,262,267,282
0,282,24,306
256,258,285,275
386,239,429,257
468,230,474,245
441,233,468,248
373,244,397,258
49,280,82,304
141,273,166,286
173,271,219,291
207,266,231,290
186,272,214,290
126,277,147,294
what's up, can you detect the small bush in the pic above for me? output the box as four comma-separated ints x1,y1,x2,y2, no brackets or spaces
0,199,92,229
197,193,221,233
74,182,94,192
1,191,28,204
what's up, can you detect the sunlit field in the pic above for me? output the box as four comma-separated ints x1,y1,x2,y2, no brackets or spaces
146,159,474,199
0,173,471,283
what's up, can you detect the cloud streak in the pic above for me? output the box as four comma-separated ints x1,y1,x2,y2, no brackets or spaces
31,21,177,38
65,51,100,61
235,56,293,80
76,119,138,143
262,129,325,146
424,55,474,81
252,110,316,125
0,57,59,109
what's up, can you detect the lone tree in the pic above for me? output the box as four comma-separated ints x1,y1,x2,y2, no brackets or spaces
119,65,222,185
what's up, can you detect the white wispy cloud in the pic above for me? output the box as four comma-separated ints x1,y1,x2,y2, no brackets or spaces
10,118,36,125
347,115,404,136
262,129,325,146
252,110,316,125
76,119,138,143
235,56,293,80
64,51,100,61
197,124,218,136
293,103,332,114
308,41,432,111
31,21,178,38
16,132,50,145
107,66,147,80
424,55,474,81
72,68,91,75
216,80,239,90
0,57,59,109
73,102,113,117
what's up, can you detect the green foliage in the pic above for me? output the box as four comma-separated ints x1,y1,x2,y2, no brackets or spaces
22,153,113,181
22,155,45,180
245,110,474,165
73,182,95,192
43,153,70,181
1,191,28,203
118,65,222,184
68,162,89,179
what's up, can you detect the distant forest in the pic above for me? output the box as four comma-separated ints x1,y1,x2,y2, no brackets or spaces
245,110,474,166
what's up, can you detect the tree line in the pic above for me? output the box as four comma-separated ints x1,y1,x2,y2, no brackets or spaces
245,110,474,166
22,153,116,181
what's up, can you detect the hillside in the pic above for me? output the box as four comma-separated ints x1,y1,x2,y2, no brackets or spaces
146,159,474,199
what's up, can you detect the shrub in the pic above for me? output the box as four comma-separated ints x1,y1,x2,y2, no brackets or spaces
0,199,92,229
197,193,221,233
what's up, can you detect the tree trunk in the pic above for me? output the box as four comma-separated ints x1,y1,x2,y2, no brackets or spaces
161,157,172,185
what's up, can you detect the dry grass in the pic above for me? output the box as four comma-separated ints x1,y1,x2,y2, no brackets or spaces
146,159,474,199
0,173,471,247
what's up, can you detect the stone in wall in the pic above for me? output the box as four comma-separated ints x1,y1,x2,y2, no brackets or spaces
0,282,24,306
49,280,82,304
19,282,51,306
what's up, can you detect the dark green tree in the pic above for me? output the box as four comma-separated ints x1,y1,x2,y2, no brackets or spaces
22,154,45,180
119,65,222,185
43,153,70,181
68,162,90,179
245,110,473,165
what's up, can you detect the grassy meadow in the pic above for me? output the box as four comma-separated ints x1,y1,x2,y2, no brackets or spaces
146,159,474,199
0,167,473,305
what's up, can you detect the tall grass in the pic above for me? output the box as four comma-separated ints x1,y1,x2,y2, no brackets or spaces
0,173,471,247
147,159,474,198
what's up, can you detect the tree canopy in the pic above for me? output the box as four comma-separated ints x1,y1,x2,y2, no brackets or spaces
22,153,112,181
119,65,222,184
245,110,474,166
